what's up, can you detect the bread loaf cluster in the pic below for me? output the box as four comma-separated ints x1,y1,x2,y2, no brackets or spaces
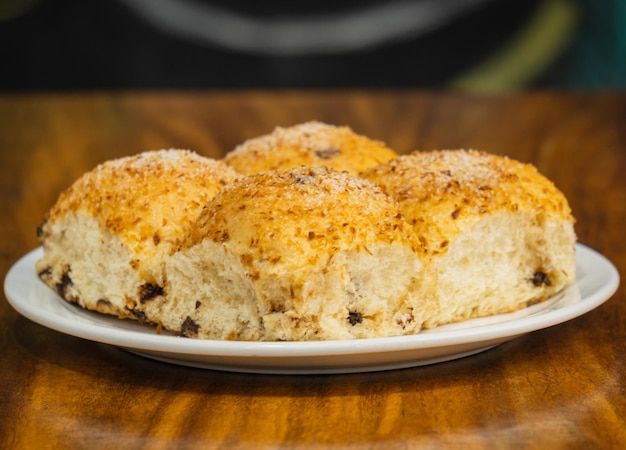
36,122,576,341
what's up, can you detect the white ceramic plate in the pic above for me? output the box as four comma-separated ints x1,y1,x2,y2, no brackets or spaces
4,244,620,375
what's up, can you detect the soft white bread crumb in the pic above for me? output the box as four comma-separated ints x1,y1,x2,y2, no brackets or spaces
223,121,398,176
162,166,426,340
35,149,241,324
361,149,577,328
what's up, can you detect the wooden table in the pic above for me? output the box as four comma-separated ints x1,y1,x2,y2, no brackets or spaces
1,91,624,449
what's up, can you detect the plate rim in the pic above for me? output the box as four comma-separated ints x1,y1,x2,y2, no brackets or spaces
3,244,620,361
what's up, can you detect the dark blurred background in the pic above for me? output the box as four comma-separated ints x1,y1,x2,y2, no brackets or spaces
1,0,624,92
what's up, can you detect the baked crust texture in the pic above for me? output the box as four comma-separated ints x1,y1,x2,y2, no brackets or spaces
223,121,398,176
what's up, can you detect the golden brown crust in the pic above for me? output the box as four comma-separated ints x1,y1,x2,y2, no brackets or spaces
361,149,575,255
223,121,398,176
189,165,419,259
43,149,241,258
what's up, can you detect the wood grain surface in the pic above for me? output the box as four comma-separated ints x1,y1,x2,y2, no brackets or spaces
0,90,624,449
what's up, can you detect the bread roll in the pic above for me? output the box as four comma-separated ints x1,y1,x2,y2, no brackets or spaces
223,121,398,176
163,166,426,340
35,142,577,342
36,149,240,325
361,149,576,328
